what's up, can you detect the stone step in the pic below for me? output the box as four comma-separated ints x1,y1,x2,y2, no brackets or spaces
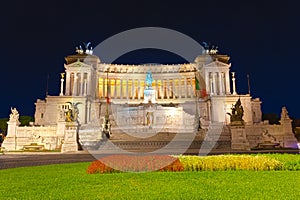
96,140,232,154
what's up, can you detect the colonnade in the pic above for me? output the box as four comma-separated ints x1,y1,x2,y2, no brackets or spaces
205,71,230,95
98,76,196,100
65,72,91,96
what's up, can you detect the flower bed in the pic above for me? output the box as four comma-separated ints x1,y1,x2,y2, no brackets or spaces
178,155,282,171
87,154,184,174
87,154,287,174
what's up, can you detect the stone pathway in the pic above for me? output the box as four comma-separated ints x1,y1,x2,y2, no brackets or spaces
0,151,96,170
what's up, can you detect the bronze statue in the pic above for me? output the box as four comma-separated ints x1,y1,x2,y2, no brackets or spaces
227,98,244,123
65,102,81,122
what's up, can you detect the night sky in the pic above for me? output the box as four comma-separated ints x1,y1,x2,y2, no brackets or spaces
0,0,299,118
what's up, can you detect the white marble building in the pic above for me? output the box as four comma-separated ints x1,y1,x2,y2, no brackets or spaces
34,47,262,127
2,44,298,152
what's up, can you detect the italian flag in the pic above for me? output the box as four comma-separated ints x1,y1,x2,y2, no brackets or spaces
195,72,207,98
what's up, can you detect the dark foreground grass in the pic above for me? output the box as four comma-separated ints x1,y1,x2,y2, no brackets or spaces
0,162,299,199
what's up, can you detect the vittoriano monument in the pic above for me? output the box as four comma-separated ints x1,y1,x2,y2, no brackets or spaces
2,43,298,152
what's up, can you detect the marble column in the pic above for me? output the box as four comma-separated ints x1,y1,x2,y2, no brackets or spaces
73,73,78,96
114,79,117,99
141,80,145,99
210,75,213,95
218,72,223,95
60,73,64,96
65,72,70,96
84,79,87,96
154,80,158,99
138,79,141,100
190,77,193,97
184,77,187,98
166,79,170,99
87,73,91,96
120,79,123,99
212,72,217,95
126,79,129,99
102,78,106,98
225,71,231,94
172,79,176,99
80,73,84,96
160,80,163,99
232,72,237,95
205,72,209,95
132,79,135,100
178,78,181,98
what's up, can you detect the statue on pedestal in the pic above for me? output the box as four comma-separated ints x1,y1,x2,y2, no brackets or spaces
146,69,153,89
146,111,154,128
227,98,244,125
65,102,80,122
143,69,156,103
9,107,19,122
280,106,290,119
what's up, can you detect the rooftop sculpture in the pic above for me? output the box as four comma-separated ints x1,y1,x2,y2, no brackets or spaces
75,42,93,55
201,41,218,54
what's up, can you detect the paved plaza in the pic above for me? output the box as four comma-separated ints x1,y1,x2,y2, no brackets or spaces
0,151,95,170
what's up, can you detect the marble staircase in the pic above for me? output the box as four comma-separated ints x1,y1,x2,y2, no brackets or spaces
99,122,232,154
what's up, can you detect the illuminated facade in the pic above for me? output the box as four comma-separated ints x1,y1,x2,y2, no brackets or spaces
35,48,261,126
30,46,298,151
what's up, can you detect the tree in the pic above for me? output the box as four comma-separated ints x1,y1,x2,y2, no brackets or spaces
0,116,34,136
262,113,280,125
0,118,8,136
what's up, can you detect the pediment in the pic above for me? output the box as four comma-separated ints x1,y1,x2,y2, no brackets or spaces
64,60,92,68
204,60,231,68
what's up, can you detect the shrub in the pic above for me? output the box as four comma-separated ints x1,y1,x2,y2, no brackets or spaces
87,160,116,174
87,154,297,174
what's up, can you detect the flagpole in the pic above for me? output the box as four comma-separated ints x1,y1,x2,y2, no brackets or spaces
247,74,251,95
194,70,200,132
103,68,111,139
46,74,49,97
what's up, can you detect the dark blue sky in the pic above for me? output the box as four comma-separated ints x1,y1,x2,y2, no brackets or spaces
0,0,299,118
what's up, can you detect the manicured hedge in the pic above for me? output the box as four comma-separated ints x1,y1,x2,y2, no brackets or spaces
87,154,300,174
178,155,282,171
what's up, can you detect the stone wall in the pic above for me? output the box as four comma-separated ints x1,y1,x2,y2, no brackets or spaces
2,125,61,151
2,109,80,152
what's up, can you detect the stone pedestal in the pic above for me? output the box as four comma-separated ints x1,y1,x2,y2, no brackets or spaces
278,107,299,148
230,124,250,151
56,120,66,149
61,122,79,153
143,89,156,103
2,120,20,151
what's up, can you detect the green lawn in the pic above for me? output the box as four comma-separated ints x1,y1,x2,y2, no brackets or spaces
0,162,299,199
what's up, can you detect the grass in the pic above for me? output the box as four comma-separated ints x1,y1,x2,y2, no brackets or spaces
263,153,300,170
0,161,300,199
